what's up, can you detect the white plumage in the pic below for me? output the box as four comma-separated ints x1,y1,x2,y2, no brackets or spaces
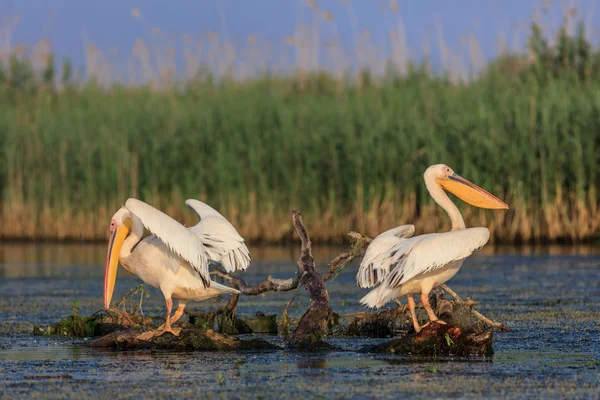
358,228,490,308
356,164,508,332
125,198,211,287
186,199,251,273
105,198,251,339
357,224,415,288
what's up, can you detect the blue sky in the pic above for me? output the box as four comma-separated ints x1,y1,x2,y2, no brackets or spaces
1,0,598,80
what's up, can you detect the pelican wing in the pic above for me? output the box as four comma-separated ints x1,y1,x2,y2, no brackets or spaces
385,227,490,288
185,199,227,220
186,199,251,272
125,198,211,287
357,224,415,288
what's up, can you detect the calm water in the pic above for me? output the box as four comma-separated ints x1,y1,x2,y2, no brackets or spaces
0,243,599,399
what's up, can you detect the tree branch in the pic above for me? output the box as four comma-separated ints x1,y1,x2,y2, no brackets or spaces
323,232,372,281
440,284,511,332
210,270,300,295
288,210,330,348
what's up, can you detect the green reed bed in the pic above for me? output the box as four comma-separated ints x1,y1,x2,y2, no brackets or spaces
0,24,598,243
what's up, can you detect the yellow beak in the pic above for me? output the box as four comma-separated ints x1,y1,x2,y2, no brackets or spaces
437,174,509,209
104,219,131,309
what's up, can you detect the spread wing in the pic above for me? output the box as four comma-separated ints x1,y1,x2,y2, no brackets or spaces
357,224,415,288
125,198,211,287
384,227,491,288
186,199,251,272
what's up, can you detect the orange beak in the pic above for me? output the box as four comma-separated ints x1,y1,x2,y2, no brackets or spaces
437,174,509,209
104,219,131,309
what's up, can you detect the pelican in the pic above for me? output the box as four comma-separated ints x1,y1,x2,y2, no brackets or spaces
357,164,508,332
104,198,250,339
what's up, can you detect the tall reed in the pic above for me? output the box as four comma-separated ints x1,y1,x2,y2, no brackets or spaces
0,17,598,244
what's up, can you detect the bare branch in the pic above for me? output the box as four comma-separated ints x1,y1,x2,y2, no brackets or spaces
288,210,330,347
291,210,315,277
281,284,301,340
441,284,511,332
471,309,511,332
211,270,300,295
323,232,372,281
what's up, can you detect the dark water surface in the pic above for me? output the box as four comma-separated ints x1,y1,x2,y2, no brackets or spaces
0,243,599,399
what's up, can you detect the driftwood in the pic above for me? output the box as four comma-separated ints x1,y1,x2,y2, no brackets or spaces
342,305,409,338
207,227,371,344
287,210,332,349
33,310,151,338
440,284,511,332
186,309,278,335
90,328,279,351
361,290,495,356
211,271,299,295
323,232,372,281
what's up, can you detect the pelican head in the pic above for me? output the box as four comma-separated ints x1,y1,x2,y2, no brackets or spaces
425,164,509,209
104,207,132,309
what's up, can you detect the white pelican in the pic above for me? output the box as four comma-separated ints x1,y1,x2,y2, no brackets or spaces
104,198,250,339
357,164,508,332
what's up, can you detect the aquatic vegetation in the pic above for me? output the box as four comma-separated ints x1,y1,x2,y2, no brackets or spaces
444,333,454,347
425,365,439,373
0,21,598,243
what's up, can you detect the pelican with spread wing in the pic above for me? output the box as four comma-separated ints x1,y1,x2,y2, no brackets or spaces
357,164,508,332
104,198,251,339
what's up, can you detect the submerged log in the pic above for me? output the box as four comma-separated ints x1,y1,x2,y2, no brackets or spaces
33,311,150,338
89,328,279,351
187,310,278,335
361,322,493,357
343,306,409,338
360,290,496,356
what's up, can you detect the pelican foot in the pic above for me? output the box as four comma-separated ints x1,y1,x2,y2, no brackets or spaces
136,330,158,341
162,327,182,337
135,327,181,341
421,319,447,330
155,324,182,337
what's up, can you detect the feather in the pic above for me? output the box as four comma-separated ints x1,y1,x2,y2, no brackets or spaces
358,227,490,290
356,224,415,288
186,199,251,272
125,198,211,287
185,199,228,220
385,228,490,288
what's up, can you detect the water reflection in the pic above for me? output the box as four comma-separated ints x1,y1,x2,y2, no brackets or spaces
297,356,329,370
1,242,598,279
0,243,345,278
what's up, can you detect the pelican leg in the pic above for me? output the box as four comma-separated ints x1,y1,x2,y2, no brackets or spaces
170,301,187,325
407,295,422,333
160,298,182,336
420,292,447,326
156,300,187,330
136,298,182,341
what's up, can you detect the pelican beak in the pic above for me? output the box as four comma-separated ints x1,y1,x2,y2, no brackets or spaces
437,174,509,209
104,218,131,309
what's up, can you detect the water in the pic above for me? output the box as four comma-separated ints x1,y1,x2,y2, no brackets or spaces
0,243,599,399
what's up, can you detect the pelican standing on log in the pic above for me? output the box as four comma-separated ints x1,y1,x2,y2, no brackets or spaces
357,164,508,332
104,198,251,339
